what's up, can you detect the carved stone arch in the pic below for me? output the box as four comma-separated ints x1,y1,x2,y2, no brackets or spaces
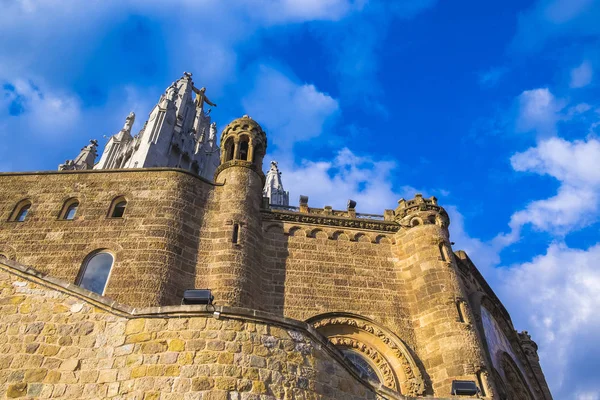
375,234,391,244
473,294,540,397
307,313,425,396
500,352,534,400
0,244,17,261
264,223,284,233
287,226,304,237
309,228,328,239
353,232,370,242
332,230,350,241
492,368,509,400
410,217,423,227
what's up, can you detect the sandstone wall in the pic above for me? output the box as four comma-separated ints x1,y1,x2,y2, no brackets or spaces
260,220,415,349
0,260,393,400
0,169,212,307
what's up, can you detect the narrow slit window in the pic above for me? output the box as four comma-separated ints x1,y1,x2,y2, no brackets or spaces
456,300,465,323
439,243,447,261
232,223,239,244
77,251,114,295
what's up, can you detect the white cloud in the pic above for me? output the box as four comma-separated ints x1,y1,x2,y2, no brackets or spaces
506,137,600,237
242,65,340,151
516,88,565,135
0,79,81,135
497,242,600,398
245,0,366,23
278,147,417,213
570,60,594,88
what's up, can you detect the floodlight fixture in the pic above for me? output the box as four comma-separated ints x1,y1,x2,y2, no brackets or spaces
182,289,214,305
451,380,479,396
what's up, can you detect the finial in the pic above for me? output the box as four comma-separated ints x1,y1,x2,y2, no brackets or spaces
183,71,193,78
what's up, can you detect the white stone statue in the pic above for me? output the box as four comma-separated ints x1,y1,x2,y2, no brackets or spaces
123,112,135,132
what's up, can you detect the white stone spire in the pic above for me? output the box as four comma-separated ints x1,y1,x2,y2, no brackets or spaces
94,72,221,180
263,161,289,206
58,140,99,171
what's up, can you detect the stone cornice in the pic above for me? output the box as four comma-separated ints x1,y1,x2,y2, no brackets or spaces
0,167,221,187
261,210,400,233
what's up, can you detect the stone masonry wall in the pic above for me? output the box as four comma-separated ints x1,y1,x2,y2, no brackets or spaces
260,221,415,350
0,260,391,400
0,169,213,307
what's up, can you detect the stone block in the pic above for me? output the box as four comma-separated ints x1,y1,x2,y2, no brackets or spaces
7,382,27,398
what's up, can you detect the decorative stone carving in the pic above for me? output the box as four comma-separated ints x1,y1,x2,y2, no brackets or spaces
262,211,400,233
308,313,425,396
330,336,397,390
501,354,533,400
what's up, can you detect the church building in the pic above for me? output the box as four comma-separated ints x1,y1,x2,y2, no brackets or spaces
0,73,552,399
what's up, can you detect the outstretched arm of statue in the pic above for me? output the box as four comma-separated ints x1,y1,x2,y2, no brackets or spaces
204,96,217,107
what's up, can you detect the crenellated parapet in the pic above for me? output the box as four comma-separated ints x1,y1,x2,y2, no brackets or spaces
394,193,450,228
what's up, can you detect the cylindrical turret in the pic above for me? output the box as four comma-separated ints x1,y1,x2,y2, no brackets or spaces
196,115,267,309
392,194,490,396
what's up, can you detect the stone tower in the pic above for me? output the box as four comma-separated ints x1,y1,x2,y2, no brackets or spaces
94,73,220,180
393,194,490,395
197,115,267,308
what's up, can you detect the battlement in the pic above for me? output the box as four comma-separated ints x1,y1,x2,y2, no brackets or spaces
393,193,449,228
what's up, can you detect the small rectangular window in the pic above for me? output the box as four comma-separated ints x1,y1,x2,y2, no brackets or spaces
232,223,239,244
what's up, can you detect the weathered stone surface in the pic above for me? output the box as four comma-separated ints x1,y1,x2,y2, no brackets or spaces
0,268,378,399
0,119,552,399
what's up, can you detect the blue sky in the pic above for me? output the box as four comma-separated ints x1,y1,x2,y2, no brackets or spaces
1,0,599,397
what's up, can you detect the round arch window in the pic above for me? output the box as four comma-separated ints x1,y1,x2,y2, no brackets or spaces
77,251,114,295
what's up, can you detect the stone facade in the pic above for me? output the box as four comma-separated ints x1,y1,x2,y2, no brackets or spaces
0,110,552,398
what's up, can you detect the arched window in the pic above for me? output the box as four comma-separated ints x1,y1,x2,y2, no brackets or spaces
10,200,32,222
238,136,249,161
108,197,127,218
76,251,114,295
59,198,79,220
342,349,380,383
224,137,235,162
